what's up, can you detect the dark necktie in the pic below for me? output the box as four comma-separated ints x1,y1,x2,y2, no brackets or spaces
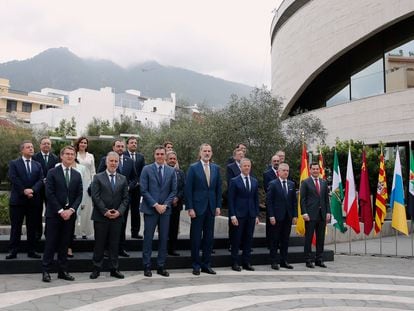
44,154,48,165
131,153,136,162
65,168,70,187
282,180,288,196
314,178,320,195
110,174,115,191
245,176,250,191
158,165,163,185
25,160,31,176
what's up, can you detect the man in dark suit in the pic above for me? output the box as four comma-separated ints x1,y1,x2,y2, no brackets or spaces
185,143,222,275
267,163,297,270
123,136,145,239
7,140,44,260
166,150,185,256
90,151,129,279
41,146,83,282
226,148,244,251
226,143,247,165
32,137,59,241
98,139,137,257
228,158,259,272
300,162,331,268
140,146,177,277
263,154,280,247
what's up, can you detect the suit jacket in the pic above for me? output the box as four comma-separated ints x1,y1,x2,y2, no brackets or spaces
8,158,44,206
185,161,222,215
266,179,297,221
91,171,129,222
32,152,59,177
228,175,259,218
226,162,241,185
263,168,278,193
45,166,83,218
174,168,186,205
123,151,145,180
97,155,137,190
300,177,330,220
140,163,177,215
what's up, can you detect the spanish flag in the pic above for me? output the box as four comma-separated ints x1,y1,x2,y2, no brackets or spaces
296,144,309,236
318,153,326,180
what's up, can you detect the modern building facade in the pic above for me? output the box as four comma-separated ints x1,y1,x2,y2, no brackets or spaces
270,0,414,146
0,78,63,123
30,86,176,135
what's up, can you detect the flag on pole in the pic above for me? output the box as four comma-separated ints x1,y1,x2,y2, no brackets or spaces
330,149,347,233
374,149,388,234
359,149,373,235
296,144,309,236
408,144,414,218
390,148,408,235
318,153,326,180
344,148,360,233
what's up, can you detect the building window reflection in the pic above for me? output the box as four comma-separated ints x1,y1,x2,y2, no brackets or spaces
327,84,350,107
385,40,414,92
350,58,384,100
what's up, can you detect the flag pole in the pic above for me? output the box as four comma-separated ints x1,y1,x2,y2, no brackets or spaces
395,229,398,256
379,229,382,255
334,228,337,253
410,140,413,258
348,225,351,254
364,232,367,255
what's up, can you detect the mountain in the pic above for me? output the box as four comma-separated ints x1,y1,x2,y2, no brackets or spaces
0,47,253,108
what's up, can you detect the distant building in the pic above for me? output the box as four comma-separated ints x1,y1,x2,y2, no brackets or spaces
0,78,63,123
30,86,176,135
270,0,414,146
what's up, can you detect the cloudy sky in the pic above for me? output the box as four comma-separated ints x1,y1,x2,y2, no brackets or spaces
1,0,283,87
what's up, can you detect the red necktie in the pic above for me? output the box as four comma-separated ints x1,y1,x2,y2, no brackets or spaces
314,178,320,195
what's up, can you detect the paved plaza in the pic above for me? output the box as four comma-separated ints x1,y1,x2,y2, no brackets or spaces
1,249,414,310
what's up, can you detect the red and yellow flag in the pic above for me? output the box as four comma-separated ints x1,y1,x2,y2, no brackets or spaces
296,144,309,236
318,153,326,180
374,150,388,234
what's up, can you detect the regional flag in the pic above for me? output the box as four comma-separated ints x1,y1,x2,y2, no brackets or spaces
344,148,360,233
374,150,388,234
330,149,347,233
390,148,408,235
359,150,373,235
296,144,309,236
408,146,414,218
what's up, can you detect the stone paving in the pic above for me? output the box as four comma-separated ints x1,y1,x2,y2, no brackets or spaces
1,251,414,310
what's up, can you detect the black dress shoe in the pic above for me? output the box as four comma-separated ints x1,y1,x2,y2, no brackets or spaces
118,250,130,257
28,252,41,259
104,251,109,258
306,262,315,268
201,267,216,275
242,264,255,271
90,270,100,279
157,268,170,277
131,233,139,239
280,262,294,269
82,235,88,240
315,261,327,268
192,269,200,276
144,269,152,277
168,251,180,257
232,264,241,272
271,263,280,270
5,252,17,260
58,271,75,281
42,272,51,282
110,270,125,279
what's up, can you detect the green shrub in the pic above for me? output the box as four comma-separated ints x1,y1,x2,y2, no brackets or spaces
0,193,10,225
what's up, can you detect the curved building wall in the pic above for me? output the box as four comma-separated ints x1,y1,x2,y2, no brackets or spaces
271,0,414,145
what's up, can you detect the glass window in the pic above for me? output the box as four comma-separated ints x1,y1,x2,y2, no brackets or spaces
385,39,414,92
22,102,32,113
6,100,17,112
351,58,384,100
326,84,350,107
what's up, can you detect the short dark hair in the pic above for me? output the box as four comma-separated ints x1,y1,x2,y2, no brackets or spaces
126,136,138,144
112,139,124,147
310,162,319,168
154,145,166,153
20,140,33,151
163,141,173,147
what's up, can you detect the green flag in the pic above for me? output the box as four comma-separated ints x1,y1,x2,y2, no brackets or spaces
331,150,347,233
